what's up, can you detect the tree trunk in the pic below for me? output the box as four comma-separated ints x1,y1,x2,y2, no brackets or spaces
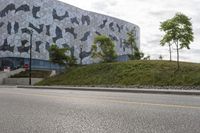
131,46,134,55
176,43,180,70
169,44,172,62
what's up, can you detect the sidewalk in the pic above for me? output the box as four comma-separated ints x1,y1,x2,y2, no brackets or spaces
17,86,200,96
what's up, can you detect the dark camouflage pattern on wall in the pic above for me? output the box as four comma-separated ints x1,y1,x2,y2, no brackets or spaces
0,0,140,64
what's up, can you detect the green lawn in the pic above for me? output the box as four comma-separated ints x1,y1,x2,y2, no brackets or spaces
37,60,200,86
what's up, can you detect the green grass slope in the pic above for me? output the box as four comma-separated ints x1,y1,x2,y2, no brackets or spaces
37,60,200,86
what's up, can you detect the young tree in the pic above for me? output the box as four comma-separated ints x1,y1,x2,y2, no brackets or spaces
160,36,172,61
124,30,144,60
124,30,136,55
160,13,194,70
91,35,117,63
143,55,151,60
68,55,77,66
159,55,163,60
49,44,76,67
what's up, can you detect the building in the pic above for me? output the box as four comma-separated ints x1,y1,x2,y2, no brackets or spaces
0,0,140,70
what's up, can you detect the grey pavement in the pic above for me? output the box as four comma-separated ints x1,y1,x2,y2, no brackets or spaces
0,86,200,133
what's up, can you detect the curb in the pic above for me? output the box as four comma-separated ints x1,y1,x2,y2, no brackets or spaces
17,86,200,96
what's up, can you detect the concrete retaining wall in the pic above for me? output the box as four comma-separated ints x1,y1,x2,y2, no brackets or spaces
3,78,43,85
0,68,25,84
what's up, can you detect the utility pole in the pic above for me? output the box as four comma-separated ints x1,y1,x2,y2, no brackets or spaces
80,44,83,65
29,30,33,85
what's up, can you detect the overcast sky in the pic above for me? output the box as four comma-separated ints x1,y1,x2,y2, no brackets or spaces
59,0,200,63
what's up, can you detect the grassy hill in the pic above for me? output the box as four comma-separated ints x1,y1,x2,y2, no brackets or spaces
37,60,200,86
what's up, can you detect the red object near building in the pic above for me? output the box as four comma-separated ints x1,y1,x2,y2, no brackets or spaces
24,64,29,71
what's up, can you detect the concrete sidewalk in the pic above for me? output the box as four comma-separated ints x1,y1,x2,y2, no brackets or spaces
17,86,200,96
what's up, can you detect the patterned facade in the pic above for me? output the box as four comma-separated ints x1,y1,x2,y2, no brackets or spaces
0,0,140,65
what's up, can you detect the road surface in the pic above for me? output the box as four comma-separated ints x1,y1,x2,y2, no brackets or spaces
0,86,200,133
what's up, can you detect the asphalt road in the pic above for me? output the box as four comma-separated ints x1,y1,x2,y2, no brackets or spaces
0,87,200,133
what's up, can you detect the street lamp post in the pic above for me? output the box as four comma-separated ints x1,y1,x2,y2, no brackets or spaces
29,30,33,85
80,44,83,65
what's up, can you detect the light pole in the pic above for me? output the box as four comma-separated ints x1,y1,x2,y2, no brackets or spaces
80,44,83,65
29,30,33,85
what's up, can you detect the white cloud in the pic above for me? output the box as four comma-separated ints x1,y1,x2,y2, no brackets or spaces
59,0,200,63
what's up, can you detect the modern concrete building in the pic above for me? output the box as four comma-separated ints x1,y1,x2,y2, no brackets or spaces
0,0,140,70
